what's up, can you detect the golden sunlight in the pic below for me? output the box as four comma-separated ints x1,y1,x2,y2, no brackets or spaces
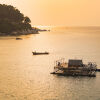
0,0,100,26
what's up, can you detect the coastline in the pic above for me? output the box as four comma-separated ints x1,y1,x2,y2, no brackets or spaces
0,28,50,36
0,29,39,36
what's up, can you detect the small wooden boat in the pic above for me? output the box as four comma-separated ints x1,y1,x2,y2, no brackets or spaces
16,38,22,40
32,51,49,55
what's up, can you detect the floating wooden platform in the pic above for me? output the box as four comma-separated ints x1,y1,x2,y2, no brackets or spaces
51,59,97,77
50,72,96,77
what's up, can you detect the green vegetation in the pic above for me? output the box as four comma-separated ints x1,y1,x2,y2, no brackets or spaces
0,4,38,35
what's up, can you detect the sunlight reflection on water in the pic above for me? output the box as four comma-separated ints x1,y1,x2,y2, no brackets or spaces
0,27,100,100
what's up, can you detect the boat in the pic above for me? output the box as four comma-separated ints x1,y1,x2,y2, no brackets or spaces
51,59,97,77
32,51,49,55
16,38,22,40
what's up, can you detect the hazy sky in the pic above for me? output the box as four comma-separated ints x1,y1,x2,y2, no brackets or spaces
0,0,100,26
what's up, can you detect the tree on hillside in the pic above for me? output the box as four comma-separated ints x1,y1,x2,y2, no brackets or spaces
24,16,31,23
0,4,32,35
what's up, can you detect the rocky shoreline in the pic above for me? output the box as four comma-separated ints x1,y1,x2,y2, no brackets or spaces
0,29,39,36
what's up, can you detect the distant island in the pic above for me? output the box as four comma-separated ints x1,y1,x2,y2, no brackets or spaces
34,28,50,32
0,4,39,36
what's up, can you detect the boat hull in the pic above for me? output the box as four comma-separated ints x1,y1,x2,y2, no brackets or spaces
51,71,96,77
32,52,49,55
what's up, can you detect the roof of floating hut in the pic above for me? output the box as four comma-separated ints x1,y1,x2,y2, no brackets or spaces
68,59,83,67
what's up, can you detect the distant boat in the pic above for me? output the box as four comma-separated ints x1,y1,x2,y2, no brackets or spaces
32,51,49,55
16,38,22,40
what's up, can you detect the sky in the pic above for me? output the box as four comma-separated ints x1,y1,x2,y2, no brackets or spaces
0,0,100,26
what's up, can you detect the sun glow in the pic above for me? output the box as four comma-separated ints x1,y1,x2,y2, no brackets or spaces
0,0,100,26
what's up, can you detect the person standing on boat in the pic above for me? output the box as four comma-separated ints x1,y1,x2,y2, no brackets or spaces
58,62,61,66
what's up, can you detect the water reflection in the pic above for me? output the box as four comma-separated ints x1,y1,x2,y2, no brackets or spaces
0,27,100,100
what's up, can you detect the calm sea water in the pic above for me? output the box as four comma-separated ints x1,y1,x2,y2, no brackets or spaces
0,26,100,100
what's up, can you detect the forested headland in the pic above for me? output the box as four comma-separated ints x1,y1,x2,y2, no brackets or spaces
0,4,38,36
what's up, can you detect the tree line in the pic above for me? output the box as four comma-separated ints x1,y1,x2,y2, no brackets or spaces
0,4,32,35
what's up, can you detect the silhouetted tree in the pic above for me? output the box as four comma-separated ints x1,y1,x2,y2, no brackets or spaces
24,16,31,23
0,4,32,35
